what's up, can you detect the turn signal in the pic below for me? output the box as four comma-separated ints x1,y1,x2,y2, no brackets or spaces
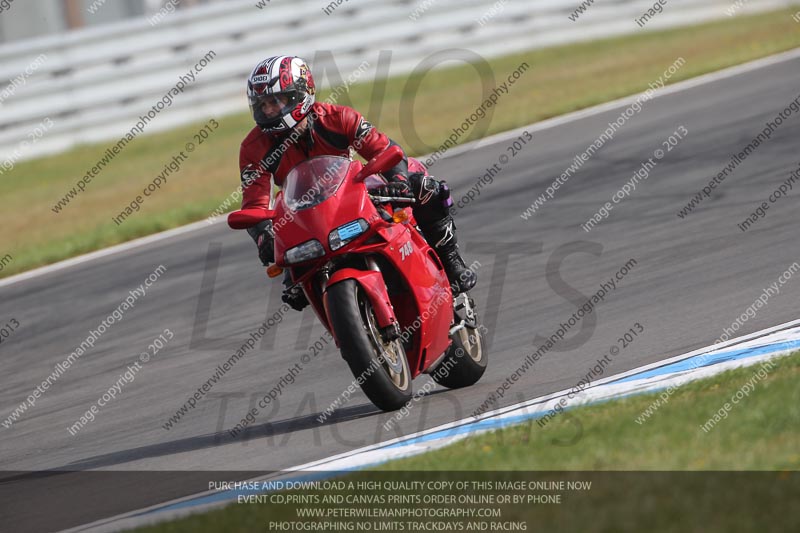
392,209,409,224
266,265,284,278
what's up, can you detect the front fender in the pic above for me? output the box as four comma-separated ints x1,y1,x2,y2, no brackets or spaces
324,268,397,334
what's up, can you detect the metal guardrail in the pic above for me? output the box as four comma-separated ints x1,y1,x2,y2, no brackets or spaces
0,0,792,161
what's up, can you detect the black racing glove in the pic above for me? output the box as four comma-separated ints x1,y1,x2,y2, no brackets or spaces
373,181,413,199
385,172,407,183
256,232,274,266
247,220,275,266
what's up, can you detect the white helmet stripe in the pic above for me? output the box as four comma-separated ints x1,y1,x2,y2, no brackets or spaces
268,56,284,92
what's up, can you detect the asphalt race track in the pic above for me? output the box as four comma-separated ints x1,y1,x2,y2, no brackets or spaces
2,50,800,532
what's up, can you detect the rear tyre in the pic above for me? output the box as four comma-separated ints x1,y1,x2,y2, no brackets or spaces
431,294,487,389
327,279,412,411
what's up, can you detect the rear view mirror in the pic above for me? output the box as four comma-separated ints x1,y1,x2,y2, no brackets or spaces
354,145,404,183
227,208,275,229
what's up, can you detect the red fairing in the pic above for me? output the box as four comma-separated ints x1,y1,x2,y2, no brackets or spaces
372,222,452,373
239,102,395,211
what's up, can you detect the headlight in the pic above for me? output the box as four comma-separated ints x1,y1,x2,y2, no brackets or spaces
329,218,369,251
284,239,325,264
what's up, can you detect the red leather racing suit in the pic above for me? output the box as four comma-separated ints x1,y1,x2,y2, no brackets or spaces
239,101,415,211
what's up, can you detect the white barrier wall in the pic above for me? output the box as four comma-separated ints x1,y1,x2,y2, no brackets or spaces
0,0,793,161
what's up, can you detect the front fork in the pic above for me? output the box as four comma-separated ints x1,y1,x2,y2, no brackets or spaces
323,262,400,348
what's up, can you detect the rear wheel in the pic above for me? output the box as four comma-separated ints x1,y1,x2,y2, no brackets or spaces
327,279,412,411
431,294,487,389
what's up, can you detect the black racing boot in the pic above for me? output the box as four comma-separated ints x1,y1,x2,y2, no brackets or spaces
421,216,477,295
281,270,309,311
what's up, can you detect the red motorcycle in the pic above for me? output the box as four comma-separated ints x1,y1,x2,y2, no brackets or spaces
228,146,487,411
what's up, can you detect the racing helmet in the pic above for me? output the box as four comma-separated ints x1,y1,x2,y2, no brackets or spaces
247,55,316,133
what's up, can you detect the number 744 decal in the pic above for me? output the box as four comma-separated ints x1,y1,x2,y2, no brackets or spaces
399,241,413,260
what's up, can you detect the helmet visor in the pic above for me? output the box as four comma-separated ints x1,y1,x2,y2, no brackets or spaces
249,90,302,120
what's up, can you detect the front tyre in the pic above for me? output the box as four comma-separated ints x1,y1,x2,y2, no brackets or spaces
327,279,412,411
431,294,487,389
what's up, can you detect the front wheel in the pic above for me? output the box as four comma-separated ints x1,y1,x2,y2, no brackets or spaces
327,279,412,411
431,294,487,389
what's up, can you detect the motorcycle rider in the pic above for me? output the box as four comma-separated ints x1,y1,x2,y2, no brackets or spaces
239,55,477,311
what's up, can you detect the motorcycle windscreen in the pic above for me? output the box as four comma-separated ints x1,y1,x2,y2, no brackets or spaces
283,156,350,211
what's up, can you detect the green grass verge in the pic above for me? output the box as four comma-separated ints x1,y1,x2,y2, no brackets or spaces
383,351,800,471
134,352,800,533
3,8,800,277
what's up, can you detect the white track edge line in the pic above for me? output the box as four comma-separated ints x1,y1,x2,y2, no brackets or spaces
0,218,224,289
